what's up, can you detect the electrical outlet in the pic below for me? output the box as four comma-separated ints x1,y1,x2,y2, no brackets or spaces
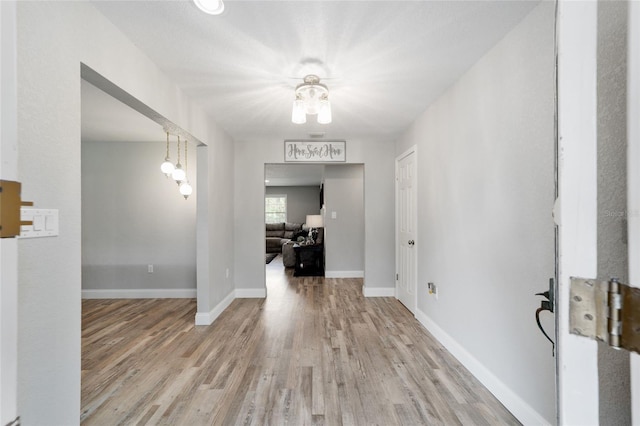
148,264,154,273
428,282,438,299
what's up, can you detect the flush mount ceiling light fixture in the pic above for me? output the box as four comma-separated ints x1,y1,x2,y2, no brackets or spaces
292,75,332,125
193,0,224,15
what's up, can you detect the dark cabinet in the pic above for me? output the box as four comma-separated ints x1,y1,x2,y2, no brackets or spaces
293,244,324,277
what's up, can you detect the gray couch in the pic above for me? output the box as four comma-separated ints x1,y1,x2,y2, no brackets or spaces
265,222,304,254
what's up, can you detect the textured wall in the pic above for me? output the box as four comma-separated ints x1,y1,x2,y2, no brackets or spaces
265,185,320,225
395,3,556,423
323,165,364,274
597,1,630,424
81,141,197,292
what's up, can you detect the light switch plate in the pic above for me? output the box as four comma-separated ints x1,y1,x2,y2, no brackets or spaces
19,208,59,238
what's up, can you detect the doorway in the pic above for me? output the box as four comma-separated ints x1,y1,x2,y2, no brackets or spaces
263,163,365,293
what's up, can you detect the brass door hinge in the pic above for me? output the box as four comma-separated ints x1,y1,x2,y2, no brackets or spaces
570,277,640,353
0,180,33,238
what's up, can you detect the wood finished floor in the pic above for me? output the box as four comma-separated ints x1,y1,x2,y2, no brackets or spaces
81,255,520,425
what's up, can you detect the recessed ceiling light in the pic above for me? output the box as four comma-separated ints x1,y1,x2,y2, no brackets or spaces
265,179,270,183
193,0,225,15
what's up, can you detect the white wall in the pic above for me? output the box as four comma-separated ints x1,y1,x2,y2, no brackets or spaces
197,124,235,316
265,185,320,225
395,3,556,423
0,2,19,424
16,2,234,423
323,165,364,276
234,139,394,294
81,141,197,296
597,0,630,423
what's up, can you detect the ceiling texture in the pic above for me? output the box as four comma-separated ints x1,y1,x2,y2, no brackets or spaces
85,0,539,145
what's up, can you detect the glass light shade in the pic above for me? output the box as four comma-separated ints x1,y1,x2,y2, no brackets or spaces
193,0,224,15
317,100,332,124
291,99,306,124
160,158,174,176
179,181,193,199
172,164,186,182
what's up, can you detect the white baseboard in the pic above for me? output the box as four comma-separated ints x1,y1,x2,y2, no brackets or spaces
362,286,395,297
235,288,267,298
325,270,364,278
82,288,196,299
195,290,235,326
414,309,551,426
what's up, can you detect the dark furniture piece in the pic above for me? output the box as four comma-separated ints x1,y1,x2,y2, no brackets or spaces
293,244,324,276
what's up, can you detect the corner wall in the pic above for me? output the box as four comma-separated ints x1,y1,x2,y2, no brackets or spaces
81,141,197,298
395,3,556,423
323,164,364,277
16,2,233,423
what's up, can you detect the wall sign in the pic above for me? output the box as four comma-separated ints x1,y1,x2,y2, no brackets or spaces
284,140,346,162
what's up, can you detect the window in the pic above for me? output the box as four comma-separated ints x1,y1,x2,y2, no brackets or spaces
265,195,287,223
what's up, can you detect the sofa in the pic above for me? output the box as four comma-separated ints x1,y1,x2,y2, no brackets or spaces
265,222,305,254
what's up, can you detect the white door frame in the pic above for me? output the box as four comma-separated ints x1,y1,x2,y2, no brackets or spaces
0,1,19,423
628,1,640,421
556,1,599,423
395,146,417,314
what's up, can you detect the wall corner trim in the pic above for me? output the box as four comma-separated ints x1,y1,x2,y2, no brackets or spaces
195,290,235,326
325,270,364,279
81,288,196,299
415,308,551,426
362,286,395,297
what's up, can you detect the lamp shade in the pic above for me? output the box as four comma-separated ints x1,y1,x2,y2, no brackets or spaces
306,214,323,228
160,158,175,175
317,99,332,124
292,99,306,124
179,181,193,199
172,164,186,182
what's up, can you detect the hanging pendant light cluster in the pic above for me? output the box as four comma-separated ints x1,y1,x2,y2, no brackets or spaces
160,132,193,200
291,75,332,124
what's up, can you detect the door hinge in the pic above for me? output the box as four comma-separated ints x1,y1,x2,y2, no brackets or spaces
0,180,33,238
570,277,640,353
396,273,399,281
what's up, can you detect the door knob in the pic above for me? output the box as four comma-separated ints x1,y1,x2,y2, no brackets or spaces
408,240,415,246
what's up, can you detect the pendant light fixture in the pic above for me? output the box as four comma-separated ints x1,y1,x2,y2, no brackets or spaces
179,140,193,200
160,132,175,177
172,136,186,184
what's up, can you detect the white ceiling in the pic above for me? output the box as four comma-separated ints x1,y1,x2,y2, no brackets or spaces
86,0,539,144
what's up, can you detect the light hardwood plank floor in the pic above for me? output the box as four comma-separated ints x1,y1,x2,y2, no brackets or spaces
81,255,520,425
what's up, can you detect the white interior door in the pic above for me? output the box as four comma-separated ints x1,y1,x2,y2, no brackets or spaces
396,147,417,313
556,1,599,423
0,1,19,424
628,1,640,421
